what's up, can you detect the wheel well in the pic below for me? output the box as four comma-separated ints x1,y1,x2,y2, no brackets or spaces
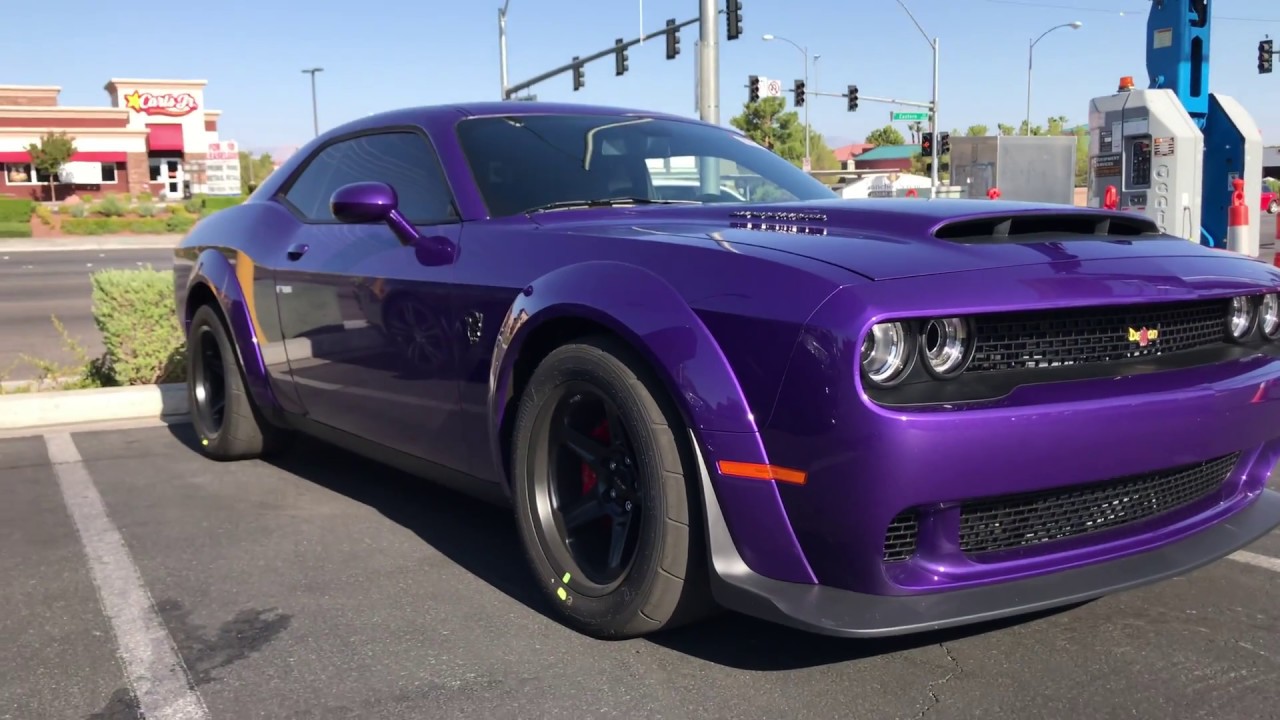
498,315,694,482
185,282,218,327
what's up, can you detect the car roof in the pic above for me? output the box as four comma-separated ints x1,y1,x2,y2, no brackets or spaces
333,102,712,135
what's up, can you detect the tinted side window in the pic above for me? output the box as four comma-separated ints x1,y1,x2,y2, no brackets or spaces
282,131,457,224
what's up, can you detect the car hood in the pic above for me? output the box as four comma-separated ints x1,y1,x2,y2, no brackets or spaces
540,198,1235,281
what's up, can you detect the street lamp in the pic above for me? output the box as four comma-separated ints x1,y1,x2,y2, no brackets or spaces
893,0,940,191
1026,21,1083,135
301,67,323,138
762,33,810,172
498,0,513,99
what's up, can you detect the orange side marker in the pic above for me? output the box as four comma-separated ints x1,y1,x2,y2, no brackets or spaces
717,460,807,485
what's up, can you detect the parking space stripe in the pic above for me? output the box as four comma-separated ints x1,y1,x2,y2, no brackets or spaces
1230,550,1280,573
43,432,209,720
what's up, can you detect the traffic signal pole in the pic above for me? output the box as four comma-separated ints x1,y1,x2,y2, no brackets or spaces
697,0,721,195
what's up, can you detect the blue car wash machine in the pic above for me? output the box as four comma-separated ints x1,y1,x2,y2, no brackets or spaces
1087,0,1263,256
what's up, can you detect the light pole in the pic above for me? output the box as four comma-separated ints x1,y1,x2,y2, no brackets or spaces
1026,21,1083,135
498,0,512,99
762,33,810,171
301,67,322,137
893,0,939,191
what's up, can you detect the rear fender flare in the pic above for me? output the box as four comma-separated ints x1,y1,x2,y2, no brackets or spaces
185,248,281,414
488,260,816,584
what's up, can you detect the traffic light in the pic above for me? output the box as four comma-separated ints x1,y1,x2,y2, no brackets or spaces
572,58,584,91
793,79,806,107
1261,39,1274,74
939,132,950,154
748,74,760,103
615,39,628,76
921,132,934,155
846,85,859,111
727,0,742,41
665,18,680,59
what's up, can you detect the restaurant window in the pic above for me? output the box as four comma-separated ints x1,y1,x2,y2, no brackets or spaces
4,164,53,185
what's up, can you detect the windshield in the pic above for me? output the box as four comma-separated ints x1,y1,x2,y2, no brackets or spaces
454,113,836,217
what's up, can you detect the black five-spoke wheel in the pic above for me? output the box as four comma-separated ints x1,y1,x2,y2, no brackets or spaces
511,335,714,639
185,303,280,461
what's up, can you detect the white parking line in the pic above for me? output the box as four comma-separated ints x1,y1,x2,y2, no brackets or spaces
44,433,209,720
1229,550,1280,573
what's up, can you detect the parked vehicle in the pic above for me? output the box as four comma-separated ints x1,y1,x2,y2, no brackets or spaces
174,102,1280,639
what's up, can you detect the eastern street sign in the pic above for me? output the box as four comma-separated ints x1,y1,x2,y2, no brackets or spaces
891,111,931,121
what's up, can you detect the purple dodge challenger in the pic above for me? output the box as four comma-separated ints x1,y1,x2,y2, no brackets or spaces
174,102,1280,639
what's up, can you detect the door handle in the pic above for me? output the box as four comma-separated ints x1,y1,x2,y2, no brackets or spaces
286,243,310,261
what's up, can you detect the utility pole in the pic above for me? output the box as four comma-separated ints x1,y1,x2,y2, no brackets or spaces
895,1,939,192
301,67,322,137
697,0,719,195
499,0,512,99
1026,22,1083,135
762,34,810,171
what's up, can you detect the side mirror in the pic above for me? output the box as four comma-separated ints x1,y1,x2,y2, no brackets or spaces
331,181,397,224
327,180,456,266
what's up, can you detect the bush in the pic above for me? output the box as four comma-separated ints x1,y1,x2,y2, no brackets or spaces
90,266,185,385
0,197,33,223
203,195,245,213
34,205,54,226
68,203,89,218
0,220,31,237
166,214,196,233
92,194,127,217
61,217,185,235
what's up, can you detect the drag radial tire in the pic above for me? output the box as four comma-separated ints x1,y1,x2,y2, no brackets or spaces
186,303,277,461
511,335,715,639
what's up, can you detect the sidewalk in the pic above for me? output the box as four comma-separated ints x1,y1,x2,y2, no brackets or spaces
0,234,184,252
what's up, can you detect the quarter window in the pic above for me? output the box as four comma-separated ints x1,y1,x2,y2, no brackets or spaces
282,131,457,224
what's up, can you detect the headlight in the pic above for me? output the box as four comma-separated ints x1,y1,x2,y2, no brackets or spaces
1227,296,1256,340
1260,293,1280,340
921,317,972,378
861,321,914,386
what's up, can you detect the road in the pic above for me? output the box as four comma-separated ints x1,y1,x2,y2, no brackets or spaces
1,420,1278,720
0,214,1275,383
0,249,172,382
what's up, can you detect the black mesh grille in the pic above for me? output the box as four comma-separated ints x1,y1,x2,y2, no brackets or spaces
966,299,1230,373
883,511,919,562
958,453,1240,554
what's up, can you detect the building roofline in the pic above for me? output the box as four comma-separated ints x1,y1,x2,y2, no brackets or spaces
0,106,128,116
0,126,151,136
105,79,208,91
0,85,60,93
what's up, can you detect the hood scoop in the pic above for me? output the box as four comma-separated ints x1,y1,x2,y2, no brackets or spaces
932,211,1161,245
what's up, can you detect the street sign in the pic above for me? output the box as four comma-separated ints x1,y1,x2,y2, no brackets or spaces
764,78,783,97
802,157,811,172
891,111,930,121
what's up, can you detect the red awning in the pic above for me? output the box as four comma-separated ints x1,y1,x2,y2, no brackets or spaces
0,151,30,163
70,151,127,163
146,123,185,152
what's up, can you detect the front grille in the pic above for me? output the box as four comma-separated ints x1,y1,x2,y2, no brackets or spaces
966,299,1230,373
883,511,919,562
958,453,1240,554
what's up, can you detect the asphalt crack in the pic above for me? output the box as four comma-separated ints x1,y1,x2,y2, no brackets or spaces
917,642,964,719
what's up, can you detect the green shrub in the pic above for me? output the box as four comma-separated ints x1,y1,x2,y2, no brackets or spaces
34,205,54,226
67,203,89,218
92,194,127,217
166,214,196,233
136,201,157,217
0,197,34,223
0,221,32,238
203,195,245,213
90,266,185,385
61,218,126,235
183,197,203,214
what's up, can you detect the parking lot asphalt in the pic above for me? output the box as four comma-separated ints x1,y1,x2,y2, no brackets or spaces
2,421,1279,720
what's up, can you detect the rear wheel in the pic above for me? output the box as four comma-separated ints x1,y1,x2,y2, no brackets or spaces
186,303,281,460
1269,199,1278,215
511,335,714,639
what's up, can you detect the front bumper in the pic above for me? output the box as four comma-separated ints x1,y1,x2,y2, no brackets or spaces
691,429,1280,637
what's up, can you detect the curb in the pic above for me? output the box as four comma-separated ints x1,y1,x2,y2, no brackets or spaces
0,235,183,253
0,383,188,430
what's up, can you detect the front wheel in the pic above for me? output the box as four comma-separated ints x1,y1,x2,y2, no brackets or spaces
510,335,714,639
186,303,280,460
1269,199,1278,215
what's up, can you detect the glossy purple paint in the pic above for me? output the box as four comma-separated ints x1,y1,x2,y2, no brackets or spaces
172,101,1280,629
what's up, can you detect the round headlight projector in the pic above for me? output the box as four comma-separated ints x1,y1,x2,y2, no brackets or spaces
1228,295,1257,340
922,317,971,377
860,321,912,386
1260,293,1280,340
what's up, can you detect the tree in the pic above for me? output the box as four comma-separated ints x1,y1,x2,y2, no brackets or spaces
907,121,925,143
728,97,839,183
238,150,276,194
998,123,1017,136
966,124,988,137
26,131,76,202
865,125,905,146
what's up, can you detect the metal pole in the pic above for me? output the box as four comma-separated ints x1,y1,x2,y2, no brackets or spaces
1025,37,1033,136
930,37,939,191
697,0,719,195
499,8,508,98
804,46,810,171
301,68,322,138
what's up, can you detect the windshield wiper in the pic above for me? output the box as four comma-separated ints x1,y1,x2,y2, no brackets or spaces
523,196,699,214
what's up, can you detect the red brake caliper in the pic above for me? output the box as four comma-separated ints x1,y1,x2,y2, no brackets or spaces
579,419,610,496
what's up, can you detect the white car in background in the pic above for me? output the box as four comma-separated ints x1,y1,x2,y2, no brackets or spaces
650,177,747,202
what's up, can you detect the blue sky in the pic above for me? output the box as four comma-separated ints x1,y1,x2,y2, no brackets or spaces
8,0,1280,153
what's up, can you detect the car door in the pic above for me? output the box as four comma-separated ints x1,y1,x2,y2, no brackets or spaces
271,129,471,473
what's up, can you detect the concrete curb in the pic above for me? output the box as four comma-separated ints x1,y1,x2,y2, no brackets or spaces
0,383,188,430
0,235,183,253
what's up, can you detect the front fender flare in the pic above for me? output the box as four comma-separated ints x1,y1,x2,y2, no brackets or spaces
185,247,282,415
487,260,816,584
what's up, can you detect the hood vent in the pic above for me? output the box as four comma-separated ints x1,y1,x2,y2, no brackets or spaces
933,212,1161,244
